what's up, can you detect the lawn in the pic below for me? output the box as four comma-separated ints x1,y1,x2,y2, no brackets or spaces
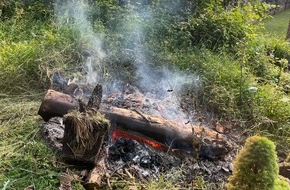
263,9,290,39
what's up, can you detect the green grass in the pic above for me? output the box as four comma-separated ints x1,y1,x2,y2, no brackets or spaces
263,9,290,39
0,96,61,189
0,14,81,95
0,12,81,189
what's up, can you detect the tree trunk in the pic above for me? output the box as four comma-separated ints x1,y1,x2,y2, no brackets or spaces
286,20,290,41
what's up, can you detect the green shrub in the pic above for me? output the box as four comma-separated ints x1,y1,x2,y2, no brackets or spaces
186,1,268,51
227,136,278,190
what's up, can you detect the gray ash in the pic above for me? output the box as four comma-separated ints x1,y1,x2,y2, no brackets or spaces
106,137,183,179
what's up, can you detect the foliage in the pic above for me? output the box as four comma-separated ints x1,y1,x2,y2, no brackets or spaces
227,136,279,190
0,0,53,19
185,0,268,51
0,13,81,94
176,49,253,119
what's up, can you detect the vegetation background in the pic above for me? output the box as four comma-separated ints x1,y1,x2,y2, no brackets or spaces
0,0,289,189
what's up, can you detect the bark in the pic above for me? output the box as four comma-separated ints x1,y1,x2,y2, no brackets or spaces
38,89,78,121
105,107,230,159
83,156,106,190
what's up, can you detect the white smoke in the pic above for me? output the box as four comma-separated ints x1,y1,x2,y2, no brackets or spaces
55,0,105,86
118,5,199,95
54,1,200,122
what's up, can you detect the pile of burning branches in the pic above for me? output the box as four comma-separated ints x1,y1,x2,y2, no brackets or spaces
38,82,237,189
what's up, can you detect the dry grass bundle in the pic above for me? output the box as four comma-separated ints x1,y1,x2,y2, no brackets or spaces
63,110,110,163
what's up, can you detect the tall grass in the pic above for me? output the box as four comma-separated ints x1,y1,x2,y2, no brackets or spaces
0,8,82,189
0,13,80,95
0,96,61,189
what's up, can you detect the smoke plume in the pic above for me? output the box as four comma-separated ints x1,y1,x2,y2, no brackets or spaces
54,0,200,122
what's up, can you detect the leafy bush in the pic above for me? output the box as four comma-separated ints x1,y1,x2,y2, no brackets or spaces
227,136,278,190
186,1,268,51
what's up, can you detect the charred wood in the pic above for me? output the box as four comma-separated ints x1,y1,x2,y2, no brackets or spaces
83,156,106,190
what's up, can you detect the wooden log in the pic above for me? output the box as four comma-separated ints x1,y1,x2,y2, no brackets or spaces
104,107,230,159
38,89,78,121
62,111,110,164
39,89,231,160
83,156,106,190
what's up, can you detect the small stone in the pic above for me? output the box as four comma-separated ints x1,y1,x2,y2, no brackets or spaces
141,170,150,177
229,163,234,172
193,163,200,170
222,167,229,173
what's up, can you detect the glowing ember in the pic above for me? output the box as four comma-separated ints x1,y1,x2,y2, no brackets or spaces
112,129,168,151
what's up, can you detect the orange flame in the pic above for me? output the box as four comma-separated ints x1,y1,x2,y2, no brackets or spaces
112,129,168,151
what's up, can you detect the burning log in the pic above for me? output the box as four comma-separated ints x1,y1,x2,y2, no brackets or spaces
105,107,230,159
39,89,231,160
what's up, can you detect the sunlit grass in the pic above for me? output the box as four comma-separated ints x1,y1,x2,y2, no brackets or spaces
0,96,62,189
263,9,290,39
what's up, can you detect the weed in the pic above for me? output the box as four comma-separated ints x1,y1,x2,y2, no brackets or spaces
0,14,81,94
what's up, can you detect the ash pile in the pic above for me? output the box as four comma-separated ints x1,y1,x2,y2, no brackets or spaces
42,118,233,188
39,81,238,188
